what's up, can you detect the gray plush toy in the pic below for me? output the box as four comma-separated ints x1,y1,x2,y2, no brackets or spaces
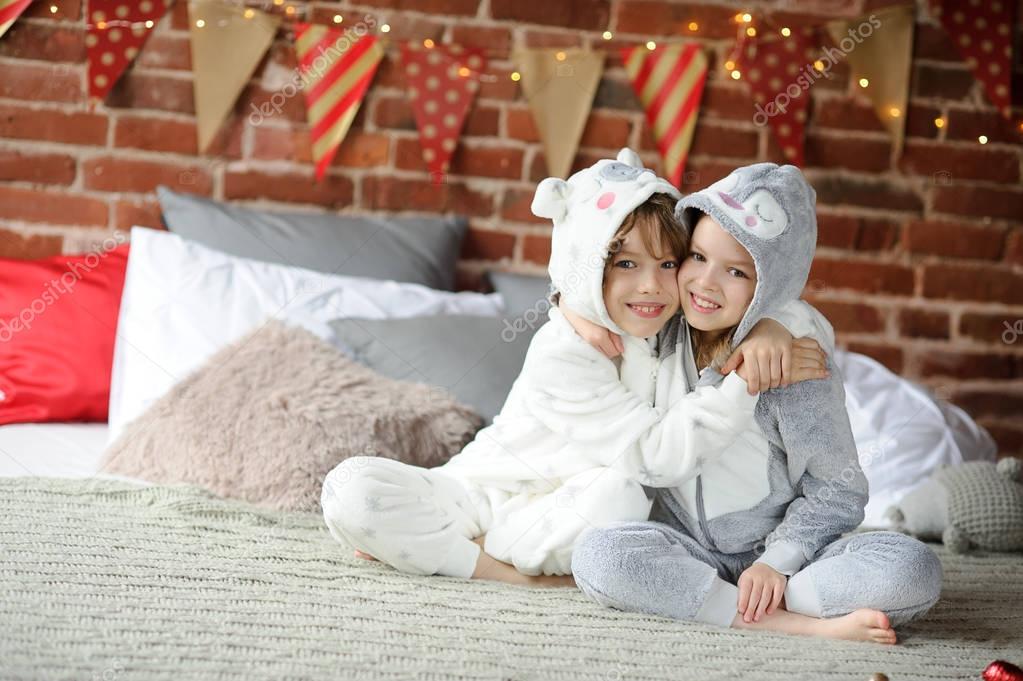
884,457,1023,553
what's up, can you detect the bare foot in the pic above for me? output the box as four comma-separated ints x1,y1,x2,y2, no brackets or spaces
818,609,898,645
733,606,897,644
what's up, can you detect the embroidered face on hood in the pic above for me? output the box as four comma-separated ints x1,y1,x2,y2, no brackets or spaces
532,148,682,336
675,163,817,348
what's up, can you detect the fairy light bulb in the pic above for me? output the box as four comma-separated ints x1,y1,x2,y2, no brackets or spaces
195,19,204,28
380,23,390,32
934,117,945,129
556,51,567,61
889,107,901,118
688,21,698,31
510,72,521,81
731,69,741,80
858,77,869,88
423,38,434,48
602,31,613,40
978,135,988,144
781,27,791,36
145,19,154,27
742,13,752,22
646,40,656,50
333,14,343,24
725,60,736,70
813,60,825,71
746,27,756,37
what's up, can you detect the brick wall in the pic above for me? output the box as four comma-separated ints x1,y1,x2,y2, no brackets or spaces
1,0,1021,455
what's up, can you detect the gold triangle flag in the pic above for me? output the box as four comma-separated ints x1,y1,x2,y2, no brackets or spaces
827,5,914,156
515,49,605,179
189,0,280,153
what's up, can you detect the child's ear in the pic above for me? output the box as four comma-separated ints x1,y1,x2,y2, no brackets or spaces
531,177,571,222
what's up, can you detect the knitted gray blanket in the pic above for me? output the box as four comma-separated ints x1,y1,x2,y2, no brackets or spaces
2,477,1020,680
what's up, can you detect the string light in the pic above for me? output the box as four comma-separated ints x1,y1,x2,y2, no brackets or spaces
333,14,343,24
145,19,154,28
555,51,566,61
889,107,901,118
423,38,434,48
285,5,296,15
380,23,390,32
858,77,869,88
934,117,945,128
978,135,988,144
740,12,752,22
646,40,656,50
49,4,58,13
813,60,825,71
688,21,699,31
194,19,204,28
730,69,741,80
510,71,521,81
780,27,791,36
746,26,756,37
724,60,735,70
602,31,613,40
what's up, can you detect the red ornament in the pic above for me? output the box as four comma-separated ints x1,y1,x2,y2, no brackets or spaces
983,660,1023,681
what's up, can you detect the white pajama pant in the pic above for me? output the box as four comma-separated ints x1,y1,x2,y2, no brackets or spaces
321,456,653,578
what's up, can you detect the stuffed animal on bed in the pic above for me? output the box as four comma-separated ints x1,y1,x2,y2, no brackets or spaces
884,457,1023,554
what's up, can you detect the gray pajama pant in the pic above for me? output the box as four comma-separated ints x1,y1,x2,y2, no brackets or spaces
571,521,943,628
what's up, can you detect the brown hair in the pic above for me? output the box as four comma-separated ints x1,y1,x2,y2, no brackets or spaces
603,192,689,281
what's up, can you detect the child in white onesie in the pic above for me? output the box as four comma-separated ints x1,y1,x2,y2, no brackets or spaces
320,149,827,585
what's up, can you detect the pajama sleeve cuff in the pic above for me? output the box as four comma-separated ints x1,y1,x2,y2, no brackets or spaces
754,541,806,576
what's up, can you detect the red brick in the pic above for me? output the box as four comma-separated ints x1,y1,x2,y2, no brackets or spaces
814,99,886,133
701,83,756,122
0,61,81,103
904,220,1006,260
522,233,552,265
616,2,741,40
491,0,610,31
913,64,975,100
251,126,313,163
855,219,899,251
815,213,859,249
0,22,85,62
464,105,500,137
0,150,76,185
361,176,494,217
897,308,950,339
579,112,631,150
450,25,513,52
960,312,1023,345
918,350,1015,380
933,185,1023,222
347,0,479,16
82,157,213,196
813,175,923,213
922,263,1023,305
460,227,516,261
449,145,524,180
804,133,891,173
912,22,961,63
809,258,915,295
506,107,539,143
335,132,390,168
900,141,1019,183
844,341,903,374
0,104,107,146
0,186,107,227
366,14,445,41
135,33,192,71
114,200,163,231
0,228,64,259
904,104,942,139
951,390,1023,420
944,109,1022,145
114,116,198,154
501,188,546,224
686,122,759,159
1006,229,1023,266
24,0,80,20
478,65,520,101
224,170,353,209
105,73,194,114
811,300,885,334
372,96,416,131
372,55,407,91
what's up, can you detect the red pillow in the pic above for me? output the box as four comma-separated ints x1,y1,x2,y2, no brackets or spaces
0,244,130,425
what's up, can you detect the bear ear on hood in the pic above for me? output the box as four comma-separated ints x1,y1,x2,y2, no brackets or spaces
531,177,572,222
616,147,644,169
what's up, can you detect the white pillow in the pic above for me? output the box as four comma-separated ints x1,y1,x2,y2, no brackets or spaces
108,227,504,442
836,349,997,528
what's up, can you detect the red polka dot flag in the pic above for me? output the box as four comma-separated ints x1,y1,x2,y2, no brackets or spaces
400,42,485,183
86,0,173,103
931,0,1016,118
0,0,31,40
295,26,384,181
622,43,708,188
738,27,819,167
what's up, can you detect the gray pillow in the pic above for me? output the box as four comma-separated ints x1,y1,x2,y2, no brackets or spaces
485,270,553,315
329,315,541,424
157,186,467,291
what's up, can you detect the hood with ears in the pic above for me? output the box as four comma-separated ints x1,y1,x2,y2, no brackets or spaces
532,148,682,336
675,163,817,349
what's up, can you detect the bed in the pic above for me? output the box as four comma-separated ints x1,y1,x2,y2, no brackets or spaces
1,423,1021,681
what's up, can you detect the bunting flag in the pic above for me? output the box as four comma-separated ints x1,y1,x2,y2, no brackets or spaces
86,0,174,102
738,27,819,166
515,48,605,179
401,42,485,183
827,5,915,156
295,26,384,180
931,0,1015,118
0,0,30,40
190,0,279,152
622,43,707,187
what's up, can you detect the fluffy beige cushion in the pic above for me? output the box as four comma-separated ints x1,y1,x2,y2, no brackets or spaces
101,321,482,511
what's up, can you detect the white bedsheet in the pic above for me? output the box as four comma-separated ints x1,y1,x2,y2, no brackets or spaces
0,422,146,484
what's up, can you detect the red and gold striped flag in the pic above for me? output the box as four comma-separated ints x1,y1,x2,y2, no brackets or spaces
622,43,708,187
294,25,384,180
0,0,31,40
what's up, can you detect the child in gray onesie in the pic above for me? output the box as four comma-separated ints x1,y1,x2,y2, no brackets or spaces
568,163,943,645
